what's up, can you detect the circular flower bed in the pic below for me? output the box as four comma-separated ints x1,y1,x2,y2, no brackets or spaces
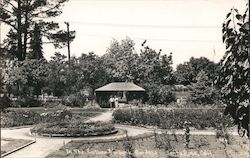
30,121,117,137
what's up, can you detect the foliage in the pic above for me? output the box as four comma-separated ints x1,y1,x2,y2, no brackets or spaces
142,83,176,105
175,57,217,85
45,52,107,97
0,94,11,112
217,7,249,106
40,109,73,123
3,58,49,97
113,108,233,129
216,6,249,137
123,130,135,158
76,53,107,92
1,109,72,127
102,38,174,85
102,37,138,82
137,41,174,84
1,108,103,128
29,23,43,59
62,93,87,107
187,71,220,104
31,121,115,137
0,0,75,60
12,96,43,107
1,110,41,127
44,52,67,96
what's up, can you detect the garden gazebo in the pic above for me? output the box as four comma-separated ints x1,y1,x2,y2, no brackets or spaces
95,82,145,107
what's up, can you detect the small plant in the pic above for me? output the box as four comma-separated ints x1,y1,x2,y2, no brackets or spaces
184,121,191,148
194,136,209,148
171,130,178,142
153,128,159,148
123,130,135,158
216,127,231,158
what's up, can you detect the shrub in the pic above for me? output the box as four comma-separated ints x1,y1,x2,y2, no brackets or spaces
31,121,116,137
62,93,87,107
40,109,72,123
142,83,176,105
12,96,42,107
187,71,220,105
1,110,41,127
0,95,11,112
113,108,233,129
123,130,135,158
1,109,73,127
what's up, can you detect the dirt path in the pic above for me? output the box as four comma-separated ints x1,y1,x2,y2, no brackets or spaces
85,110,113,123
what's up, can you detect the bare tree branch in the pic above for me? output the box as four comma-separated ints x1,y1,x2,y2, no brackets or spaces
2,0,17,10
0,18,17,30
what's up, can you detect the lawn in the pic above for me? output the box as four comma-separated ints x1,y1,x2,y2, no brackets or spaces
1,138,34,156
46,133,249,158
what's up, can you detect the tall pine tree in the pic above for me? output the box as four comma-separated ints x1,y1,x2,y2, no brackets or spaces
29,23,43,60
0,0,75,60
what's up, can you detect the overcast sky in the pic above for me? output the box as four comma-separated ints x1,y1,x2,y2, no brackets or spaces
0,0,247,68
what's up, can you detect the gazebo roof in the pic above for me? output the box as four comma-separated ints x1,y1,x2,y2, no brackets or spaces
95,82,145,92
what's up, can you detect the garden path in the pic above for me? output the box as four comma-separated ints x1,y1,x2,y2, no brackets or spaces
1,110,151,158
1,126,152,158
85,110,113,122
1,110,241,158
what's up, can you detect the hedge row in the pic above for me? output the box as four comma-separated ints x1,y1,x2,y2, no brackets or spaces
113,108,234,129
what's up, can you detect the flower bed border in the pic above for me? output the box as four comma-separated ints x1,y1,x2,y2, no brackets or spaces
30,129,118,137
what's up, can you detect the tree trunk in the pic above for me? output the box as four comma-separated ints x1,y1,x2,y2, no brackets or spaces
17,0,23,60
23,9,29,60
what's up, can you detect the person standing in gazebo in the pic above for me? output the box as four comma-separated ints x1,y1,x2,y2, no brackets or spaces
109,96,114,108
114,95,119,108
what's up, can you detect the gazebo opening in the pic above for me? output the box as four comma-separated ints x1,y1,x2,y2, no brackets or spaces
95,82,145,108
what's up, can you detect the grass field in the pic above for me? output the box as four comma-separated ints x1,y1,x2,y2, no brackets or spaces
46,134,249,158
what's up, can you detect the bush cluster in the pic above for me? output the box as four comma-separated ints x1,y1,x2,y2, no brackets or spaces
187,86,220,105
1,110,41,127
31,121,115,137
1,109,72,128
142,83,176,105
62,93,87,107
12,96,43,107
39,109,72,123
113,108,234,129
0,95,11,111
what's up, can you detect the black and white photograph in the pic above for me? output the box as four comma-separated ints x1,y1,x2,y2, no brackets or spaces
0,0,249,157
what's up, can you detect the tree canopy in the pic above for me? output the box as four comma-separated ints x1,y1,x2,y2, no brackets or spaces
0,0,75,60
175,57,217,85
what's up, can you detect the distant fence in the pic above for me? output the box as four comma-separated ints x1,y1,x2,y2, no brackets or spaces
8,95,62,102
37,95,62,102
